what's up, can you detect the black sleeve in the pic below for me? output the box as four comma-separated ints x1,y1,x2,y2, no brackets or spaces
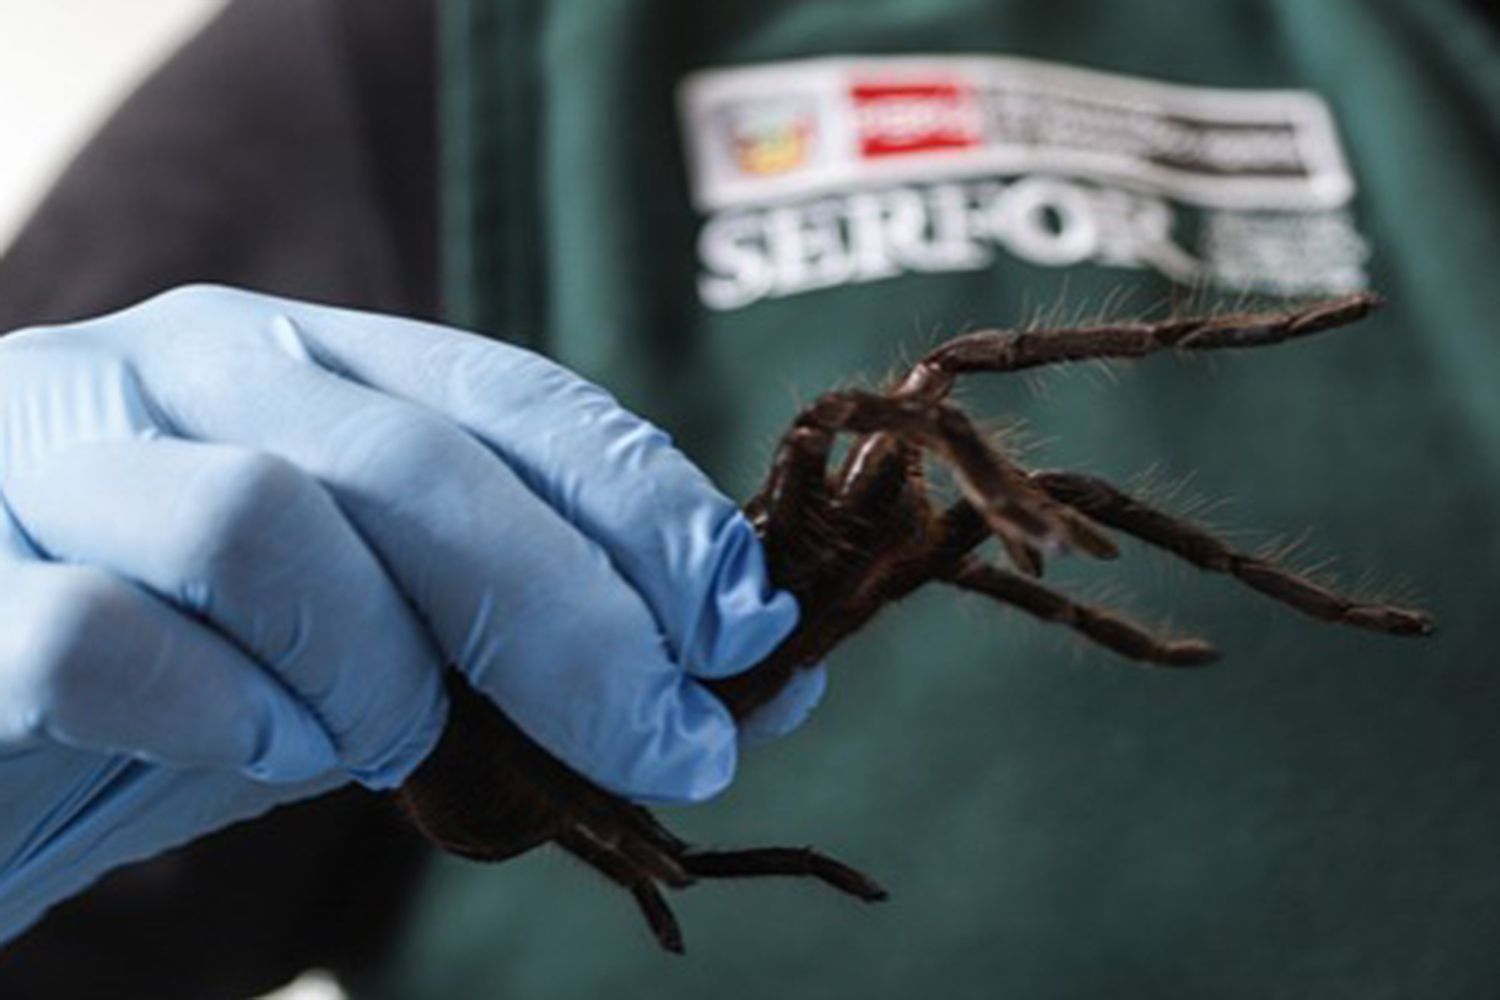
0,2,439,998
0,0,440,330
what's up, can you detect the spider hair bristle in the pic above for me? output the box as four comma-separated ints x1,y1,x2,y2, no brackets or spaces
1252,528,1317,570
1086,284,1137,327
1125,465,1196,507
1250,530,1359,589
1352,571,1428,612
1021,368,1052,400
1085,357,1124,388
987,417,1045,458
1323,563,1426,612
1063,294,1093,332
1024,284,1076,333
1122,468,1240,537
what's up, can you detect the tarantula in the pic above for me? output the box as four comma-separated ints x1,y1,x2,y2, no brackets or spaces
398,292,1433,953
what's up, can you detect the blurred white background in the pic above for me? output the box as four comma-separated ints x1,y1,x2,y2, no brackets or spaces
0,0,228,250
2,5,350,995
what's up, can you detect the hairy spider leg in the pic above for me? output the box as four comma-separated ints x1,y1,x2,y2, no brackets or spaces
1030,470,1435,636
418,670,891,956
941,558,1221,667
816,498,991,619
557,826,688,953
896,292,1383,402
680,847,888,901
731,420,915,718
556,830,890,955
753,391,1043,577
832,433,930,552
407,675,700,884
755,415,939,589
751,424,838,586
710,488,984,712
796,390,1116,572
498,760,699,891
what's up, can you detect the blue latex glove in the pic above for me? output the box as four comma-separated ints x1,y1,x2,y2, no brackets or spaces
0,285,824,941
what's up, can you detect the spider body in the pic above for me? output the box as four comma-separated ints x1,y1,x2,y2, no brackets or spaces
398,292,1433,953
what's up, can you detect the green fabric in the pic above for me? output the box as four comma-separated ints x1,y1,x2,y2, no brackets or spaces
376,1,1500,996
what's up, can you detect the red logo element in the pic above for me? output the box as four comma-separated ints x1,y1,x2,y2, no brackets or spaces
851,79,984,158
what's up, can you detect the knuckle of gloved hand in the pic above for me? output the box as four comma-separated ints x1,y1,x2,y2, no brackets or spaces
0,285,238,352
0,333,119,381
340,407,470,487
460,339,613,418
19,566,139,723
161,450,321,587
134,282,244,320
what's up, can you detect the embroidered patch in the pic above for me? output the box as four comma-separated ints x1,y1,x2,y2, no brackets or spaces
678,55,1367,311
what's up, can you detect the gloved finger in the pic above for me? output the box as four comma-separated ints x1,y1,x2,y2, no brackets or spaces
0,753,344,945
163,288,796,680
0,494,35,562
0,554,339,782
0,335,163,473
2,437,446,788
127,324,740,802
736,663,828,746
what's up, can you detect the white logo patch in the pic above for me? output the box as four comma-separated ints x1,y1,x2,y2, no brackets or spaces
678,55,1368,311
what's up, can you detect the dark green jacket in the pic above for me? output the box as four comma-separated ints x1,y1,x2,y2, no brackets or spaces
389,1,1500,997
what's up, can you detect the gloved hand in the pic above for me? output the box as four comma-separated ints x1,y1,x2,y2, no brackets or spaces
0,285,823,942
